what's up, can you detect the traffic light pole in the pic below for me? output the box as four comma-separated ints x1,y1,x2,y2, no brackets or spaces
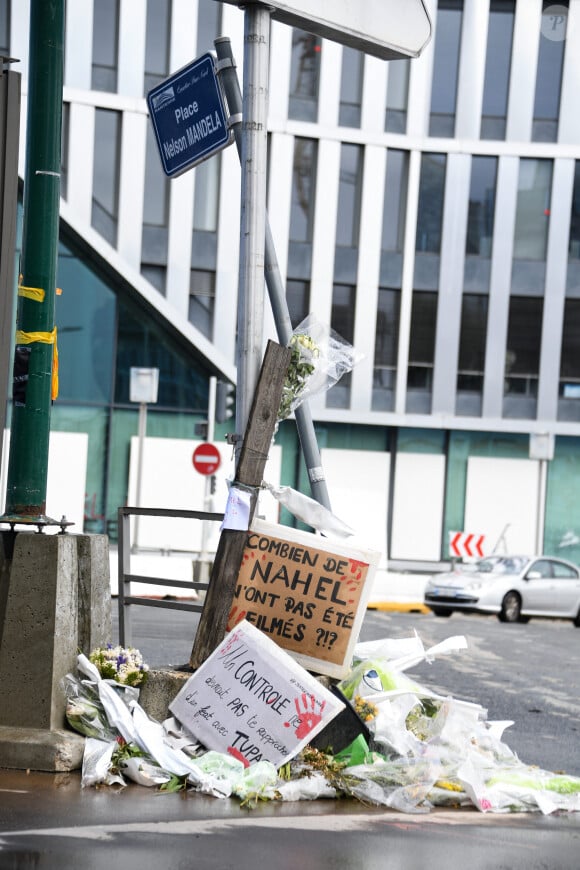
215,35,332,511
1,0,64,525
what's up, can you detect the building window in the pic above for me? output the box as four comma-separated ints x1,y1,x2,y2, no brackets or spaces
385,60,409,133
335,144,363,248
288,29,321,122
0,0,9,55
504,296,543,397
416,153,446,253
116,298,209,409
457,294,488,393
382,150,409,253
560,299,580,397
339,47,363,128
92,109,121,246
193,155,220,232
189,270,215,340
141,124,169,292
481,1,515,140
290,138,317,243
407,290,438,390
286,279,310,328
466,156,497,257
513,159,552,261
56,241,116,404
197,0,221,54
143,123,169,228
92,0,119,92
429,1,463,137
372,287,400,411
144,0,171,95
533,2,568,142
569,161,580,259
328,283,356,408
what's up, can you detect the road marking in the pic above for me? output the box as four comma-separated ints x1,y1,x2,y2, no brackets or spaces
0,809,536,845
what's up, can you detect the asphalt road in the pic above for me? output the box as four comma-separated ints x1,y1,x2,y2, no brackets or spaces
115,602,580,778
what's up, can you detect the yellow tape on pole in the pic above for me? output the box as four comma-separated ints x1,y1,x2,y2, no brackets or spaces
17,284,46,302
15,326,59,399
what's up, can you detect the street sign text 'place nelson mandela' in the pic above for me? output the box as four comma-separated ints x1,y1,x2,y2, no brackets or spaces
147,52,233,178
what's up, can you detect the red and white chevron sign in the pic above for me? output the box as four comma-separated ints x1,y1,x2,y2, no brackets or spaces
449,531,486,559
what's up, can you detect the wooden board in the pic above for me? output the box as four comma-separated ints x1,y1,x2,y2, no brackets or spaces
227,519,380,679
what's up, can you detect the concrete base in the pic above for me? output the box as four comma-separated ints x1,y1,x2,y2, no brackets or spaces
0,725,85,772
139,668,191,722
0,530,112,771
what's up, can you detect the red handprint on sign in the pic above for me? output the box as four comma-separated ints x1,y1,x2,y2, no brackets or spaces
291,693,326,739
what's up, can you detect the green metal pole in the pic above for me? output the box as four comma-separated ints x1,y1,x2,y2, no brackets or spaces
2,0,64,522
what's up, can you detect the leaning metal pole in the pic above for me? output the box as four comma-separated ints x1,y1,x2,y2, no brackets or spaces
215,35,332,510
1,0,64,524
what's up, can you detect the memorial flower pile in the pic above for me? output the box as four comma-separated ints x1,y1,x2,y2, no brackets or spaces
63,630,580,815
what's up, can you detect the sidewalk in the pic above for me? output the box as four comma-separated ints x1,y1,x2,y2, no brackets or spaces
366,570,429,613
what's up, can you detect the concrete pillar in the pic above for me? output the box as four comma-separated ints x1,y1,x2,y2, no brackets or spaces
77,533,112,655
0,531,78,729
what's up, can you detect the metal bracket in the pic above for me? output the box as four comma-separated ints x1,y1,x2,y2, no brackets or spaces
0,513,74,534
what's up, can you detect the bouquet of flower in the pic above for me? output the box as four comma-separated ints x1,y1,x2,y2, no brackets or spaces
88,644,149,688
278,332,319,421
277,314,363,422
64,675,115,740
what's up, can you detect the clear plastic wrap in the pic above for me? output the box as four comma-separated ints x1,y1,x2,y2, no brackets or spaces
63,674,117,742
262,481,354,538
277,315,363,422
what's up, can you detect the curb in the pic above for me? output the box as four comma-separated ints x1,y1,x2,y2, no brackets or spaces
367,601,429,614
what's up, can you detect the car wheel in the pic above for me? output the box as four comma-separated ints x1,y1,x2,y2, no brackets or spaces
498,591,521,623
431,608,452,617
574,609,580,628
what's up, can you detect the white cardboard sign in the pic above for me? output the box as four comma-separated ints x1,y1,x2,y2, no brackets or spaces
169,620,344,767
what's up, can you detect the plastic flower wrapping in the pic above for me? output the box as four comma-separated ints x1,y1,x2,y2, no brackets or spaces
63,634,580,814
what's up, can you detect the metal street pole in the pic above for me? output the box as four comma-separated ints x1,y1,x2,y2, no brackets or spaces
234,3,271,455
196,376,218,583
215,36,332,509
0,58,21,479
1,0,64,524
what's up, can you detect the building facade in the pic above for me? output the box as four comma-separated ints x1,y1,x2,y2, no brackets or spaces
2,0,580,565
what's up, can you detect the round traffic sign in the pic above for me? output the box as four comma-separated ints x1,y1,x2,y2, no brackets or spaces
192,442,221,476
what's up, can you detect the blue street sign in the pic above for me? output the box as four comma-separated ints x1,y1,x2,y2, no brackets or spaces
147,52,232,178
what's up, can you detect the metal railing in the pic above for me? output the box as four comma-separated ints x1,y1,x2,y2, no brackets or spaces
117,506,224,646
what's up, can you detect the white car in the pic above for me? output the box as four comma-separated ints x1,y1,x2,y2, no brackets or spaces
423,555,580,625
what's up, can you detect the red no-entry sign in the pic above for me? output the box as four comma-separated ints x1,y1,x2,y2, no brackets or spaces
192,442,221,476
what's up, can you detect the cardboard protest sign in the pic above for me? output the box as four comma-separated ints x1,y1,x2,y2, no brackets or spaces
227,519,381,678
169,620,344,768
